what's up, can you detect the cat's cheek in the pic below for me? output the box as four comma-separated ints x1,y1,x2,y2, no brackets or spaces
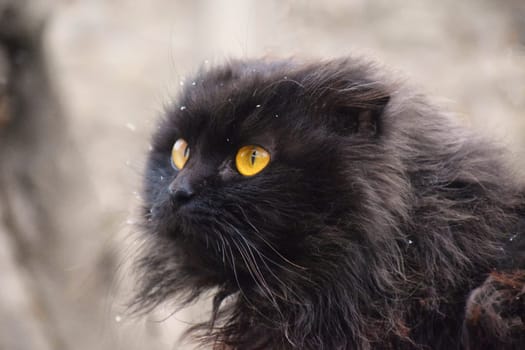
145,192,175,223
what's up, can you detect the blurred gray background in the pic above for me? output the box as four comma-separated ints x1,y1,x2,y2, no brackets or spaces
1,0,524,349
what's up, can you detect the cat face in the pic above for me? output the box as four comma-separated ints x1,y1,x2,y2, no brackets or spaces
137,58,392,306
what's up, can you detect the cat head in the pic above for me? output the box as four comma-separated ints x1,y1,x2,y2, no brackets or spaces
134,57,407,318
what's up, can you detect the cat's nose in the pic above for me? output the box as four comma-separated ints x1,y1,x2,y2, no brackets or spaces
168,179,195,205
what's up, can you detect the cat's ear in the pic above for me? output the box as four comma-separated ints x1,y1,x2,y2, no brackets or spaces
324,86,390,138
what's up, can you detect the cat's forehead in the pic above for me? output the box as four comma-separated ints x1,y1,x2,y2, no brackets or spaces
167,61,301,141
155,58,386,151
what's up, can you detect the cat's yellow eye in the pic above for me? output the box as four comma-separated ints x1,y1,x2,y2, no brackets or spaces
235,145,270,176
171,138,190,170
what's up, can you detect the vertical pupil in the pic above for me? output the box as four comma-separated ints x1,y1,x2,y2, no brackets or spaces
250,150,257,165
183,146,189,158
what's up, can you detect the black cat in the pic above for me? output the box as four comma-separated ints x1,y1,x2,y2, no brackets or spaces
133,58,525,349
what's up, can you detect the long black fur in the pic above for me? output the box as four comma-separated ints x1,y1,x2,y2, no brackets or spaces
133,58,525,349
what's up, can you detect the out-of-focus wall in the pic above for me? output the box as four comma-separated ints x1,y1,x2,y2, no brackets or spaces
38,0,525,348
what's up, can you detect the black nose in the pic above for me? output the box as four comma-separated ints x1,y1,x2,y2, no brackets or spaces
168,180,195,205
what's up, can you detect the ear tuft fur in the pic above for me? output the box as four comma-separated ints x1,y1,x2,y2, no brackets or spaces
332,94,390,137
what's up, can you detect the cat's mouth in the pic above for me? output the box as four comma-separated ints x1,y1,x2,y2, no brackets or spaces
168,198,218,232
174,195,221,221
171,197,199,214
147,198,204,232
